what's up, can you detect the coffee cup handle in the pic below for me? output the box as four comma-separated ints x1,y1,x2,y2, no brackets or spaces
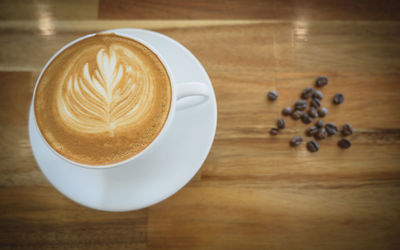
176,82,210,110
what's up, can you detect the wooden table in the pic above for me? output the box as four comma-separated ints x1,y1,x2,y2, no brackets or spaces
1,0,400,249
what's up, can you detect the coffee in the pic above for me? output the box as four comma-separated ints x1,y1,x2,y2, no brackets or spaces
338,138,351,149
315,128,327,140
341,123,354,136
290,136,302,147
267,90,278,101
305,126,318,137
301,87,314,99
300,113,313,124
277,118,286,129
34,33,172,165
312,90,323,100
325,122,338,136
294,100,307,111
282,107,292,116
270,127,280,135
318,107,328,117
308,107,318,118
333,93,345,104
315,120,324,128
315,76,328,87
307,140,319,152
291,110,302,120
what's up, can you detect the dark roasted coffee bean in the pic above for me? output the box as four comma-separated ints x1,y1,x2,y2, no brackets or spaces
333,93,344,104
315,120,324,128
342,123,354,136
308,107,319,118
301,87,314,99
295,100,308,111
313,90,323,100
315,76,328,88
318,107,328,117
311,98,321,108
290,136,303,147
338,138,351,149
315,128,328,140
282,107,292,116
270,127,280,135
306,126,319,137
307,140,320,152
267,90,278,101
277,119,286,129
325,122,338,135
301,113,313,124
291,110,302,120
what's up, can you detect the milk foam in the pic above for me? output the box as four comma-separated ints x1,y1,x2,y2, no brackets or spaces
56,44,154,135
34,34,171,165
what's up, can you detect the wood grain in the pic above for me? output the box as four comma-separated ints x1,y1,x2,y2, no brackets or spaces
1,0,400,249
1,21,399,72
148,185,400,250
99,0,400,20
0,187,147,249
0,0,99,20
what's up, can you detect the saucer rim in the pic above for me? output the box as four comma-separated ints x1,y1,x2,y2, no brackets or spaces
29,28,218,211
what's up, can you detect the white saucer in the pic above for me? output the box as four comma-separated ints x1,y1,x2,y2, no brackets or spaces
29,29,217,212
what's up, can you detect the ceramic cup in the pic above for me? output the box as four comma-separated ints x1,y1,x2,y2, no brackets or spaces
32,31,210,169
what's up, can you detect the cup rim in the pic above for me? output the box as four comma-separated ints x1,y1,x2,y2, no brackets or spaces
32,31,177,169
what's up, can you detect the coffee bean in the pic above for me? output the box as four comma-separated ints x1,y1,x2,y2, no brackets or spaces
313,90,323,100
315,128,328,140
301,87,314,99
277,119,286,129
267,91,278,101
301,113,313,124
311,98,321,109
270,127,280,135
338,138,351,149
295,100,308,111
315,120,324,128
306,126,319,137
291,110,302,120
307,140,320,152
308,107,319,118
318,107,328,117
316,76,328,88
282,107,292,116
290,136,303,147
342,123,354,136
333,93,344,104
325,122,338,135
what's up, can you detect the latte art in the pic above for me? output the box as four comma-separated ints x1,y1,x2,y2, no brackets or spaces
57,45,153,135
34,34,171,165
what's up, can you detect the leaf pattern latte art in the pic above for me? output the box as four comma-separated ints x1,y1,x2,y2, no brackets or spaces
56,45,154,135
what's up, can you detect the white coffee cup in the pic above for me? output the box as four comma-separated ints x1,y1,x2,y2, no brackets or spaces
32,31,211,169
